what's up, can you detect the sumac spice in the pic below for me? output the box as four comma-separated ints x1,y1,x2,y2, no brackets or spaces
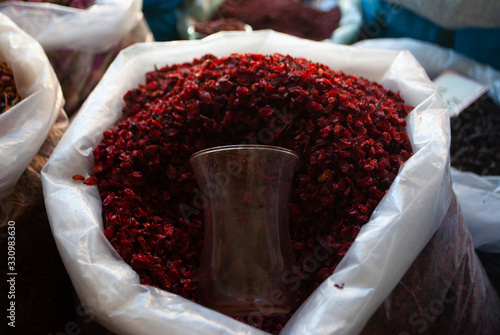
450,95,500,176
212,0,341,41
0,61,20,114
91,53,413,333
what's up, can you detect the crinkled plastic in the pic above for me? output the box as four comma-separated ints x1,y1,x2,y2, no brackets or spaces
0,0,153,115
0,12,64,200
360,195,500,334
354,37,500,253
177,0,363,44
0,0,142,53
450,168,500,253
354,37,500,106
41,31,500,334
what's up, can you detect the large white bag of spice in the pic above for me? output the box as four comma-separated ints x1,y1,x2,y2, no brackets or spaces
0,0,152,115
0,13,64,200
354,38,500,253
42,30,500,334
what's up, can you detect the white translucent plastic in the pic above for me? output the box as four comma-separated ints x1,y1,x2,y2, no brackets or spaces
42,31,451,334
0,0,143,52
355,37,500,253
0,13,65,200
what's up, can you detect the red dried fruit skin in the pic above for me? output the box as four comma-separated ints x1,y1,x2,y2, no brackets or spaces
72,174,85,181
84,176,98,185
90,53,413,333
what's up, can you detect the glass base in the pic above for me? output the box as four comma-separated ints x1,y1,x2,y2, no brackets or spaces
207,300,291,317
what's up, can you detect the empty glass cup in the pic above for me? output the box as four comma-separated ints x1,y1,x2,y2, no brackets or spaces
190,144,299,317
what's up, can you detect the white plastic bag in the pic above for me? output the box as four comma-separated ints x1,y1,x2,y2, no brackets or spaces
0,0,142,53
450,168,500,252
41,31,498,334
177,0,363,44
0,13,64,200
0,0,152,115
354,37,500,253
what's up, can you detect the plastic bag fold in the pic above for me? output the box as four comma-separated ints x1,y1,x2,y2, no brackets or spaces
0,12,64,200
0,0,142,53
0,0,152,115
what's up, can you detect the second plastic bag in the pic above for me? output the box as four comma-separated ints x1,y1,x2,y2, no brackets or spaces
0,12,64,200
0,0,153,115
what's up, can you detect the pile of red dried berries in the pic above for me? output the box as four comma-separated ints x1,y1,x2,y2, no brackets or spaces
87,53,413,333
0,61,21,114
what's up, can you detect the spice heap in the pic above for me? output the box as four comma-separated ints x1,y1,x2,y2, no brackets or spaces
450,95,500,176
0,61,21,114
89,53,413,332
193,18,247,36
0,0,95,9
212,0,341,41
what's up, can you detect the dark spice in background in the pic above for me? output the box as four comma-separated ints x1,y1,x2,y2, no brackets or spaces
0,61,20,114
193,18,247,36
450,95,500,176
212,0,341,41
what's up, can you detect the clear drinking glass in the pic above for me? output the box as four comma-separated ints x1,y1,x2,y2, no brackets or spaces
190,144,299,317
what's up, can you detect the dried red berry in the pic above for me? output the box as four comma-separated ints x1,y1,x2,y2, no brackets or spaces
84,176,98,185
72,174,85,181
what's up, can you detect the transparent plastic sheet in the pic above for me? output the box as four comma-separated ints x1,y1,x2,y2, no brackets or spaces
354,38,500,253
353,38,500,106
360,195,500,334
0,112,70,333
0,112,68,222
0,0,142,52
177,0,362,44
0,12,64,200
0,0,153,115
450,168,500,253
41,31,499,334
44,17,154,115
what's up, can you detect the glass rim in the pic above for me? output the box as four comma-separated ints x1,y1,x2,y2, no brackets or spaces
190,144,299,161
